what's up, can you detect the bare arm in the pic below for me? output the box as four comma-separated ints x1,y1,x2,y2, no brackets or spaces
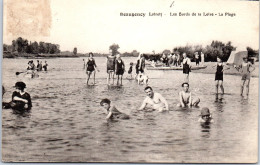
188,92,192,107
249,63,255,73
105,111,113,120
159,94,169,110
13,96,28,103
138,98,147,110
179,92,185,107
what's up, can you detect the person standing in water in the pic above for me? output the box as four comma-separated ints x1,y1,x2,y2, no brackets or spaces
136,54,145,75
5,82,32,111
139,86,169,112
235,57,255,98
106,50,116,85
212,57,229,100
86,52,99,85
182,53,191,83
115,54,125,86
43,61,48,71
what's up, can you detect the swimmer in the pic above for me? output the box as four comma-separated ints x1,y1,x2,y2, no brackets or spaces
86,52,99,85
106,50,116,85
100,98,130,120
115,54,125,86
138,86,169,112
235,57,255,98
4,82,32,111
198,107,214,123
177,83,200,108
182,53,191,83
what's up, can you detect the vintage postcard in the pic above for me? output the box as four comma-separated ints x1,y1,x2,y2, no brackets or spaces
1,0,259,163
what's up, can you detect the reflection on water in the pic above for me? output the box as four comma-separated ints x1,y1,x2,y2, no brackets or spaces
2,58,258,163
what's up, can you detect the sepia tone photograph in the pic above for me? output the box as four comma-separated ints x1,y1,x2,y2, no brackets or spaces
1,0,259,163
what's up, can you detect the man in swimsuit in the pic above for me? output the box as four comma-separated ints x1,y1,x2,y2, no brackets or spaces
138,86,169,112
182,53,191,83
235,57,255,98
177,83,200,108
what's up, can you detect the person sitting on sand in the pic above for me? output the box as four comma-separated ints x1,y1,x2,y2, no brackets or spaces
3,82,32,111
177,83,200,108
139,86,169,112
137,72,149,85
100,98,130,120
198,107,214,123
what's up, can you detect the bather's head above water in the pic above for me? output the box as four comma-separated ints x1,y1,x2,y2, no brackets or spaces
144,86,154,98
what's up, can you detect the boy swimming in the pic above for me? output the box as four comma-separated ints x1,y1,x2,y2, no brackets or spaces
198,107,214,123
100,98,130,120
177,83,200,108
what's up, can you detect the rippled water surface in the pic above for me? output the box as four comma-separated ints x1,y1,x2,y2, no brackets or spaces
2,57,258,163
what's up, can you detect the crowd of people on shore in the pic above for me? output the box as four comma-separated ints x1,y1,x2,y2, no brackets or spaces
150,51,205,67
2,50,256,124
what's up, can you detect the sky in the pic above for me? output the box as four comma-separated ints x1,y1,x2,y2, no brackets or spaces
3,0,259,54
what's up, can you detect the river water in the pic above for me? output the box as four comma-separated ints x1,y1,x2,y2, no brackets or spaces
2,57,258,163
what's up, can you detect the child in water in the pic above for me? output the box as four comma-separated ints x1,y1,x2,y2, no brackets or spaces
127,62,134,79
198,107,214,123
100,98,130,120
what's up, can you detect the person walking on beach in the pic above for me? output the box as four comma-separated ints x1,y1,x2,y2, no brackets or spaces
106,50,116,85
86,52,99,85
138,86,169,112
177,82,200,108
127,62,134,79
212,57,229,100
182,53,191,83
235,57,255,98
115,54,125,86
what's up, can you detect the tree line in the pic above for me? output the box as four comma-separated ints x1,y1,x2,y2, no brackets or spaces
3,37,61,54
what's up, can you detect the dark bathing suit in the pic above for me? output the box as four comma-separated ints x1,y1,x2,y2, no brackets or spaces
10,91,32,111
215,63,223,81
136,59,145,74
107,56,116,73
128,66,133,74
183,59,190,74
116,60,125,75
86,59,96,72
109,106,130,119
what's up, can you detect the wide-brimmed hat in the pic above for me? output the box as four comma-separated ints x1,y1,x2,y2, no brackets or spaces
200,107,210,116
14,81,26,89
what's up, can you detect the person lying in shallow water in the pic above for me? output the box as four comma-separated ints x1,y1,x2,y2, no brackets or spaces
138,86,169,112
177,83,200,108
100,98,130,120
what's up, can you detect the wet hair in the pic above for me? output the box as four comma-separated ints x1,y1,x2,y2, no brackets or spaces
144,86,153,91
182,82,189,87
100,98,111,106
15,81,26,90
89,52,94,57
130,62,133,65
